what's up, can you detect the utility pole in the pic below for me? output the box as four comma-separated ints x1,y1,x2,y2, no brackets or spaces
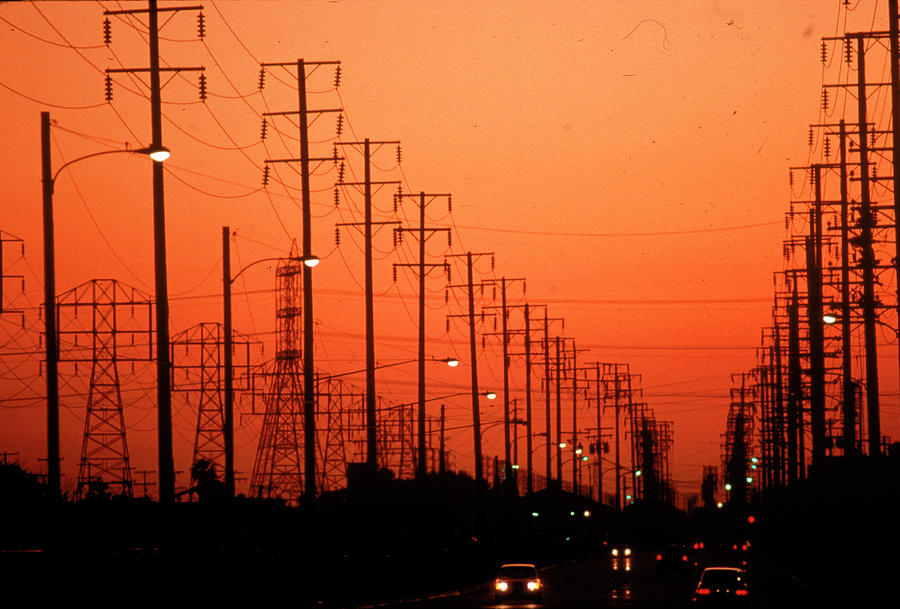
787,276,802,482
40,113,60,503
837,121,856,458
222,227,234,499
482,277,526,491
806,165,826,469
889,0,900,408
261,58,342,501
446,251,494,484
853,34,882,457
103,0,205,505
394,192,451,479
334,138,401,473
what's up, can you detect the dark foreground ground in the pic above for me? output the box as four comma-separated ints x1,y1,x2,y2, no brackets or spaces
1,461,898,608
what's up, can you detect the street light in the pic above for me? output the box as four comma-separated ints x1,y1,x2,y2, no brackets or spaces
41,111,169,502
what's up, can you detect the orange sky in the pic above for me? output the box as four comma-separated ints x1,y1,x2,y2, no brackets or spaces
2,1,898,503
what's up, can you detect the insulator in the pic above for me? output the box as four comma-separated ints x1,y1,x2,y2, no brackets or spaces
197,12,206,40
871,130,876,146
103,17,112,45
493,317,497,331
260,117,268,140
392,229,397,247
808,127,814,147
392,266,397,282
262,164,270,187
872,164,878,179
448,194,452,212
824,137,831,159
844,38,852,64
258,66,266,91
482,335,486,349
490,255,495,271
338,162,345,182
334,64,342,88
336,114,344,136
446,318,450,333
445,263,451,280
398,229,403,244
104,73,113,102
333,187,340,206
820,41,827,64
785,214,789,230
333,146,339,164
335,227,341,245
198,73,207,102
492,285,496,300
444,289,449,304
789,169,794,187
393,195,398,214
809,169,815,186
822,88,829,112
447,231,452,247
396,145,402,164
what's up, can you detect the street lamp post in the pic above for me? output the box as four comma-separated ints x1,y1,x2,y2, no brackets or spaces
221,227,318,500
41,111,168,502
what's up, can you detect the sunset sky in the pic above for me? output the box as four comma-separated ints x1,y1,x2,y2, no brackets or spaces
2,0,897,502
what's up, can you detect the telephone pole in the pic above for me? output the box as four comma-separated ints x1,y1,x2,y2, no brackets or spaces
261,58,342,500
102,0,205,504
334,138,401,472
394,192,452,479
446,251,495,483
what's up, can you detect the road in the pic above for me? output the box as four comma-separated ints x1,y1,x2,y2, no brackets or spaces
354,549,828,609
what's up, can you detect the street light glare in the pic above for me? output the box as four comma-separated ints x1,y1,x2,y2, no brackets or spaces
823,313,838,324
444,357,460,367
303,256,320,268
484,391,497,400
148,147,170,162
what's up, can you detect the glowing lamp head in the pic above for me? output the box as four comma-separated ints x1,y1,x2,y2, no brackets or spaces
303,256,320,268
145,146,171,162
444,357,460,367
484,391,497,400
823,313,838,324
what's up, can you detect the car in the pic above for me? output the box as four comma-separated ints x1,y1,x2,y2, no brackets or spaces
493,563,542,602
656,543,691,573
691,566,750,605
609,543,632,559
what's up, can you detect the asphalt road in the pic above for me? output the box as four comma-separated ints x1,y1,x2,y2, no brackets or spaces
353,549,826,609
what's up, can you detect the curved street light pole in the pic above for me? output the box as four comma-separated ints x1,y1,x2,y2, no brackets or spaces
41,111,168,502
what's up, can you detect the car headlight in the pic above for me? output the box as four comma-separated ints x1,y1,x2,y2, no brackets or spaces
611,548,619,556
527,580,540,591
624,548,631,556
495,580,509,592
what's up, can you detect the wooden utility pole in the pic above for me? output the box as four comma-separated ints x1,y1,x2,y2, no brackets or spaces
335,138,400,472
446,252,494,483
395,193,451,479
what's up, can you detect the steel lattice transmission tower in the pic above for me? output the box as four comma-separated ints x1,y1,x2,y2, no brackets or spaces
56,279,152,499
250,255,305,502
171,322,253,477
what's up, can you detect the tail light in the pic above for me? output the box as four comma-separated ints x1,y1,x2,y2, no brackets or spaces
656,554,663,561
696,588,711,595
735,589,749,596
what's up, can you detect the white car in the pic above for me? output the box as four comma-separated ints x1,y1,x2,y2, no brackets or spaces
494,563,542,602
